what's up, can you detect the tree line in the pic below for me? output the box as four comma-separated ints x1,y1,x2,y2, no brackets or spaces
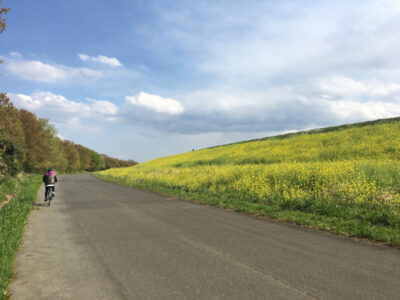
0,93,137,176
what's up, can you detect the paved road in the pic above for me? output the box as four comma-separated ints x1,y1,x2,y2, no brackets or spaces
10,174,400,299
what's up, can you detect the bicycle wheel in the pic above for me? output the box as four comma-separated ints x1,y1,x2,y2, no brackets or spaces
46,190,52,206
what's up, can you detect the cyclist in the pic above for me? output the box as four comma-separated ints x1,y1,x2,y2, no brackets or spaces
43,168,58,201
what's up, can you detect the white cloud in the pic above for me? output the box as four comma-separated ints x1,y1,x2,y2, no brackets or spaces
327,100,400,121
78,54,90,61
314,76,369,97
313,75,400,100
86,98,118,115
370,83,400,97
125,92,184,115
9,51,22,57
10,91,88,114
78,54,123,68
9,92,119,127
5,57,102,83
7,60,68,82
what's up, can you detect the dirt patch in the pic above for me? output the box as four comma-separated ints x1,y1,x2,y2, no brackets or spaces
0,194,13,210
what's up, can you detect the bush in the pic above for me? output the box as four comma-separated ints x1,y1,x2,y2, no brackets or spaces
0,138,23,177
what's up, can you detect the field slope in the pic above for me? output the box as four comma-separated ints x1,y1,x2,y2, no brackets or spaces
96,118,400,246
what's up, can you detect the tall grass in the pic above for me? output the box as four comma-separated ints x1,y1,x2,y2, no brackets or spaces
0,175,41,299
96,119,400,246
0,178,17,204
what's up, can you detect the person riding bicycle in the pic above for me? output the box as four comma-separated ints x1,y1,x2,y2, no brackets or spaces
43,168,58,201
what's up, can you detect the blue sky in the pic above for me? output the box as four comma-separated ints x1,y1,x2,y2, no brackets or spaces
1,0,400,162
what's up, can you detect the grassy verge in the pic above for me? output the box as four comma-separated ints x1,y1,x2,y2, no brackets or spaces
0,174,41,299
0,178,18,205
94,171,400,247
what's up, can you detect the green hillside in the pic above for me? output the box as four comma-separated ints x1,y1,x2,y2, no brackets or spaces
96,117,400,246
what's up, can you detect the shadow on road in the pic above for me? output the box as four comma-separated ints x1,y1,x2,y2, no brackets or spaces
34,202,48,207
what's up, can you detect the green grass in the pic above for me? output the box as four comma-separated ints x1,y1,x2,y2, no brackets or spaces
96,117,400,247
0,174,42,299
0,178,18,203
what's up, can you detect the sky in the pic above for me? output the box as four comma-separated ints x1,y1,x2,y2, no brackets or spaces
1,0,400,162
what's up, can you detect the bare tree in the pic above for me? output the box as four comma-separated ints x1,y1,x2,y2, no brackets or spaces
0,0,9,34
0,1,9,64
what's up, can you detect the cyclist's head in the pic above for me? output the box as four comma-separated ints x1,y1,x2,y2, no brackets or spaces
47,168,53,172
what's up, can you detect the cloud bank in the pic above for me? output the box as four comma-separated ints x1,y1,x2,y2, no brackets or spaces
5,55,102,83
9,75,400,136
9,92,119,127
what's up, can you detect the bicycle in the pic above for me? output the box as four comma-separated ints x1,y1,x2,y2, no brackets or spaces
45,188,54,207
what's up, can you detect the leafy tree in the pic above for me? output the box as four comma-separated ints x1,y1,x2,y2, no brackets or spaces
63,140,80,172
0,93,25,146
76,144,91,170
19,109,52,172
104,156,117,169
89,150,102,171
99,155,105,170
51,137,68,172
102,155,137,169
0,137,23,176
39,118,67,172
124,159,138,167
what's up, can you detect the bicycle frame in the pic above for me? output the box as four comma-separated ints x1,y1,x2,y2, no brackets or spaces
46,188,53,206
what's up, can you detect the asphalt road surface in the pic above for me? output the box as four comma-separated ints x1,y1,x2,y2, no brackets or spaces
10,174,400,299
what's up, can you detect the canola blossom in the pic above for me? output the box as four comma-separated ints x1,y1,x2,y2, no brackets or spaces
100,161,400,207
